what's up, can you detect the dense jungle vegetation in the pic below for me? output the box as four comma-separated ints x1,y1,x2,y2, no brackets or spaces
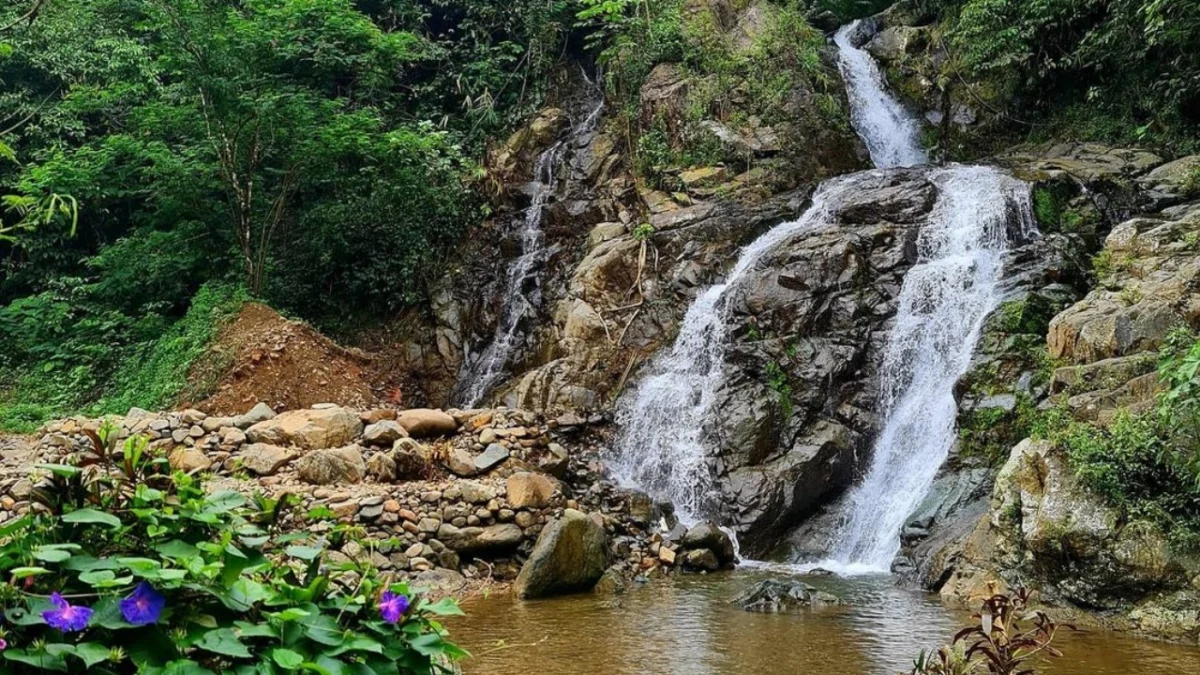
0,0,1198,433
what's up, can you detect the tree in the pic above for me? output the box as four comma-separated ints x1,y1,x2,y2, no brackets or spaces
0,0,78,244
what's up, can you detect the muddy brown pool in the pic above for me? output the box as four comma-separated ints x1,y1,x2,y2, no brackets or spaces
448,571,1200,675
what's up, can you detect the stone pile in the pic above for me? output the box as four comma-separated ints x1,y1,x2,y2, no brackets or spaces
0,403,738,596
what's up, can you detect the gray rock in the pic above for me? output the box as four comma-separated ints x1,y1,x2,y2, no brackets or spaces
239,443,297,476
681,522,737,566
437,523,523,555
246,407,362,450
733,579,840,613
366,452,397,482
235,402,276,428
444,448,479,477
474,444,510,472
396,409,458,438
363,421,407,445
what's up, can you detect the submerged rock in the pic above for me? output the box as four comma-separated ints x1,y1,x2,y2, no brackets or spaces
733,579,841,613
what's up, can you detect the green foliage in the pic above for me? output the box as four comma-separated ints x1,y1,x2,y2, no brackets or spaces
812,1,896,22
765,360,794,419
0,423,465,673
586,0,846,183
1040,329,1200,550
958,395,1041,466
94,283,249,416
0,0,583,418
928,0,1200,155
0,282,246,432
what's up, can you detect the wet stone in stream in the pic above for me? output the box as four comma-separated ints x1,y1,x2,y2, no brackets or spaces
733,579,841,613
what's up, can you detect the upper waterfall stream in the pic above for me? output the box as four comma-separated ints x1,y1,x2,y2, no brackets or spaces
833,20,927,169
614,21,1036,572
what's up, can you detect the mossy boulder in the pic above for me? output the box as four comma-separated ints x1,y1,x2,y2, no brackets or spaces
513,509,609,599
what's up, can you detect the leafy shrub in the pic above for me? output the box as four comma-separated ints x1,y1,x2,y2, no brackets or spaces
1040,328,1200,550
0,423,465,673
926,0,1200,155
912,588,1065,675
92,282,248,415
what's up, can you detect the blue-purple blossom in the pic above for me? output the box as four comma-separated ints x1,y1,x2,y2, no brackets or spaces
41,593,93,633
378,591,409,624
119,582,165,626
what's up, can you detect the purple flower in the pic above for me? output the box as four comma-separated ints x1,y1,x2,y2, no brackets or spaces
378,591,409,624
0,638,7,651
41,593,93,633
119,582,165,626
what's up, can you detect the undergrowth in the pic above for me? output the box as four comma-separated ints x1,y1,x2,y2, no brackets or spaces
0,282,246,432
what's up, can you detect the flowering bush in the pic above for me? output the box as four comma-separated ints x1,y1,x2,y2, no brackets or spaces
0,423,466,673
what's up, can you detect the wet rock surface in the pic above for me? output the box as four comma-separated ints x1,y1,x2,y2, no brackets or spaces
732,579,841,613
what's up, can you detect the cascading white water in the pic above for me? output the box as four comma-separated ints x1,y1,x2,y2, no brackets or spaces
834,20,927,169
824,165,1036,572
455,81,605,408
612,19,933,525
613,179,859,521
455,146,562,408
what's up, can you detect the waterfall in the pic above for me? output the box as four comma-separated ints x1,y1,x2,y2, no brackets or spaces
824,165,1036,572
612,19,933,525
454,79,605,408
613,179,861,522
833,20,927,169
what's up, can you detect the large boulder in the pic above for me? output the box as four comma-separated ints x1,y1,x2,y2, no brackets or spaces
362,420,407,445
246,407,362,450
238,443,297,476
681,522,737,566
295,445,366,485
987,439,1184,608
1048,213,1200,366
396,409,458,438
513,510,609,599
708,170,944,552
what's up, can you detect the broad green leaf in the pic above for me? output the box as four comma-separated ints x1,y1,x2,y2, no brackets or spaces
197,628,252,658
285,545,322,561
10,566,51,579
204,491,246,513
271,648,305,670
234,620,276,638
157,540,201,559
35,463,81,478
5,648,69,672
63,508,122,529
33,547,72,563
72,643,112,668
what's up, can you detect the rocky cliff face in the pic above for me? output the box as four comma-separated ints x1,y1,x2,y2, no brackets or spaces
392,0,865,413
906,145,1200,644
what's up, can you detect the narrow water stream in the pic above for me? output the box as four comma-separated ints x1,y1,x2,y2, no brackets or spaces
449,574,1200,675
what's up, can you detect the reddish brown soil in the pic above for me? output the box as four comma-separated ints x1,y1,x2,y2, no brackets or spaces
186,303,380,416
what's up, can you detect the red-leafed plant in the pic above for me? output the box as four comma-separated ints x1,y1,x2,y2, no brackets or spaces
911,587,1071,675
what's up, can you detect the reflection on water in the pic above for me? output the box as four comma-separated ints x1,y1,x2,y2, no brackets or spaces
448,572,1200,675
